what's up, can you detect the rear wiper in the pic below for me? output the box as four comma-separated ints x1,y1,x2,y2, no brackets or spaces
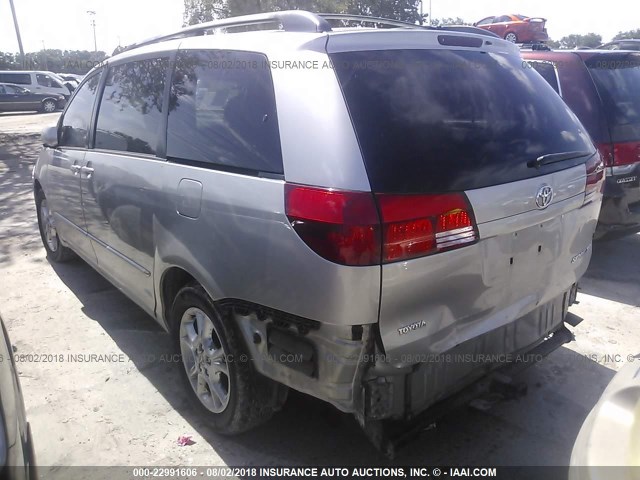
527,151,593,169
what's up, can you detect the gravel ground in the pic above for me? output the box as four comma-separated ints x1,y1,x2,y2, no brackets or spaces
0,111,639,473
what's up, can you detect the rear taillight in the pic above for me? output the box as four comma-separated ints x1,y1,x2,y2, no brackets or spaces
285,184,381,266
286,185,478,266
585,152,605,200
597,142,640,167
377,193,478,263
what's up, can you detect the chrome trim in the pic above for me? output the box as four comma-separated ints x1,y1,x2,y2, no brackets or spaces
435,226,474,239
436,230,476,244
436,236,476,249
53,212,151,277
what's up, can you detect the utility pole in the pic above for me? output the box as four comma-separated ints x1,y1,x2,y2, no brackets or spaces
429,0,432,26
41,40,48,70
9,0,25,68
87,10,97,52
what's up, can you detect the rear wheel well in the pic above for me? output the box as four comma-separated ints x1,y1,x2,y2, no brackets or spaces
161,267,197,330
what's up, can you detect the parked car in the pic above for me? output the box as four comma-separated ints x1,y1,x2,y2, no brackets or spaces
0,314,36,480
598,39,640,51
474,14,549,43
570,358,640,473
0,83,65,113
34,11,603,439
522,50,640,238
0,71,71,100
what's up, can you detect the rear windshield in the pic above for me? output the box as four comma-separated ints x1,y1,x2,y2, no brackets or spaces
586,53,640,143
331,49,594,193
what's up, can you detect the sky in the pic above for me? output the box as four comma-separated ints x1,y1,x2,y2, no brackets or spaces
1,0,639,55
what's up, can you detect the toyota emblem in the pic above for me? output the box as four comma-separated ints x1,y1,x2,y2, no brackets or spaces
535,184,554,209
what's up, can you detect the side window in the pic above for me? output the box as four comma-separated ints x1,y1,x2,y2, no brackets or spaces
37,74,51,87
476,17,494,26
0,85,5,94
167,50,283,174
0,73,31,85
59,73,102,148
494,15,511,23
530,62,560,94
95,58,168,155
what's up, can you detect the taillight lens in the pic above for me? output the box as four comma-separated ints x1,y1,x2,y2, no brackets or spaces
285,184,381,266
585,151,605,200
286,185,478,266
597,142,640,167
377,193,478,263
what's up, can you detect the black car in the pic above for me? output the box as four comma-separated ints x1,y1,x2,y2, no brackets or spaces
598,39,640,51
0,315,36,480
0,83,65,113
523,50,640,238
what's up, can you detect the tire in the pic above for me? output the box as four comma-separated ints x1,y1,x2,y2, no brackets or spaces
505,32,518,43
171,283,283,434
35,189,75,262
41,99,57,113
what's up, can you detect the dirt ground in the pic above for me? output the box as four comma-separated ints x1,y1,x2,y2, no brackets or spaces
0,111,639,471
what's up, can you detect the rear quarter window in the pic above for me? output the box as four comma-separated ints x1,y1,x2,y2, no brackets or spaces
528,61,560,94
331,49,594,193
166,50,283,174
0,73,30,85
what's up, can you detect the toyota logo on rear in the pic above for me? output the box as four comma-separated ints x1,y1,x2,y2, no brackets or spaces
535,184,554,209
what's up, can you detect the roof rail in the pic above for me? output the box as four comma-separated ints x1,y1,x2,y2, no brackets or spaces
437,25,501,39
122,10,502,54
318,13,429,29
122,10,332,52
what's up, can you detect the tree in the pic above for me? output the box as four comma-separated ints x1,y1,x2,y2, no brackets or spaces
429,17,469,27
555,33,602,49
613,29,640,40
0,49,107,74
183,0,422,26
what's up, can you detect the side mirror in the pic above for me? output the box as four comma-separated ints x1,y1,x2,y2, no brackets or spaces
21,88,31,94
42,126,59,148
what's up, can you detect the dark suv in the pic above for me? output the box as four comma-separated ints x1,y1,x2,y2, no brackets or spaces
523,50,640,237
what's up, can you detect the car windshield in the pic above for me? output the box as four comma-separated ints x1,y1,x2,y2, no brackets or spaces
586,53,640,143
514,14,529,20
330,49,594,193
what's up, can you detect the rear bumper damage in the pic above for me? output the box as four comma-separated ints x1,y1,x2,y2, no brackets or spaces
229,284,577,426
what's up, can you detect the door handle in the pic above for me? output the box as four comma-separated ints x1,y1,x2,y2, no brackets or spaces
81,166,95,179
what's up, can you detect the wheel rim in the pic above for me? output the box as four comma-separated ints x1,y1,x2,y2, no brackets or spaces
179,307,230,414
43,101,55,112
505,33,517,43
40,199,59,252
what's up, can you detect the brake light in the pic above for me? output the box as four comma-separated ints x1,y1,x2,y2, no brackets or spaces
585,152,605,201
377,193,478,263
597,142,640,167
286,185,479,266
285,184,380,266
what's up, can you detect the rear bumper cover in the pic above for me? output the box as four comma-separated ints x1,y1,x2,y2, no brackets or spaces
597,169,640,235
362,284,575,420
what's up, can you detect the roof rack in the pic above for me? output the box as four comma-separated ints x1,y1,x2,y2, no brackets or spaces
318,13,429,29
123,10,332,52
122,10,500,53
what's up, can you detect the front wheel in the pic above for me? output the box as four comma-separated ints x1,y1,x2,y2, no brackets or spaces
41,99,57,113
35,190,75,262
172,284,284,434
505,32,518,43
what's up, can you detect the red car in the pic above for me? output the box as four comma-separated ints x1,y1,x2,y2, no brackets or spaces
474,14,549,43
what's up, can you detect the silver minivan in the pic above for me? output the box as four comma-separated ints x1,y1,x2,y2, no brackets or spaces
0,71,71,100
33,11,604,442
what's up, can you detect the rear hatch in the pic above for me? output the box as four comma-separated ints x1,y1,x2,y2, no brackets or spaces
329,36,602,364
584,52,640,226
